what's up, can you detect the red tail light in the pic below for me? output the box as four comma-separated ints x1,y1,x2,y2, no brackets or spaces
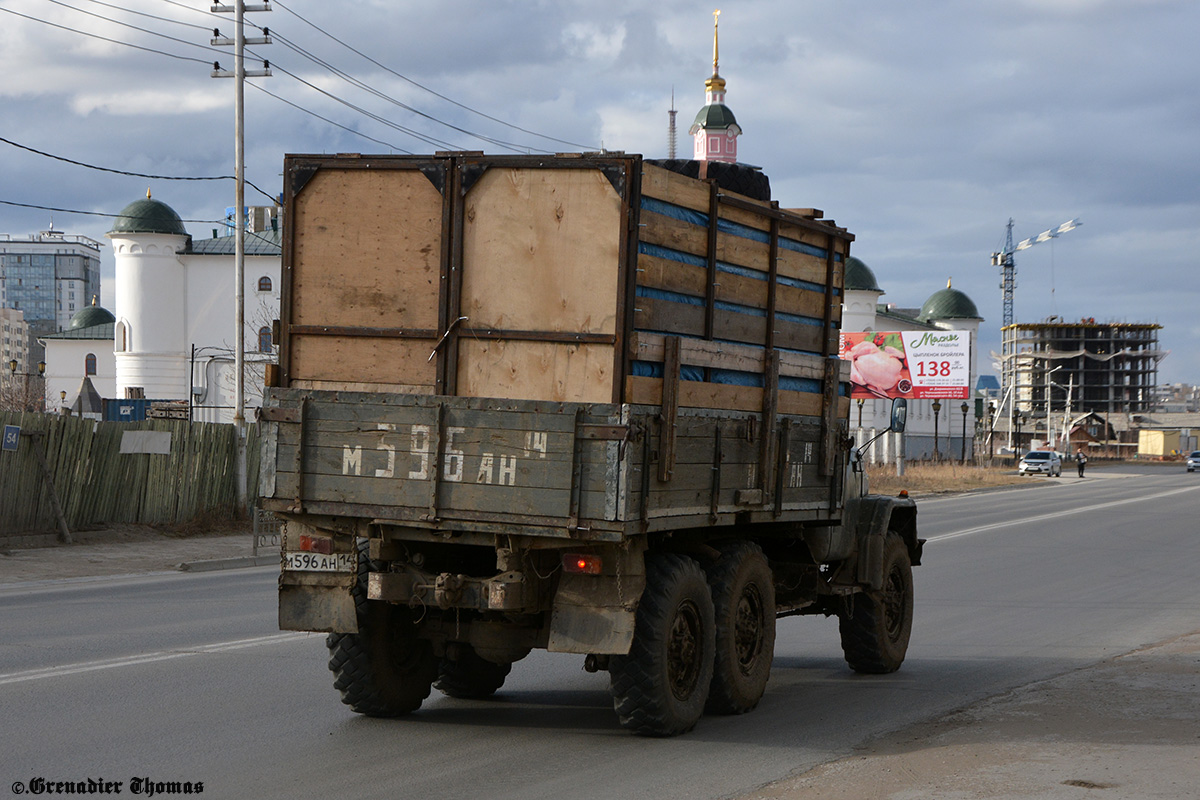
298,534,333,554
563,553,602,575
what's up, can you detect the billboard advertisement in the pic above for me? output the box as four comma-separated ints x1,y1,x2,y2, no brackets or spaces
839,330,971,400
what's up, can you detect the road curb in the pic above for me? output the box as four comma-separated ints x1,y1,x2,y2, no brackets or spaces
178,553,278,572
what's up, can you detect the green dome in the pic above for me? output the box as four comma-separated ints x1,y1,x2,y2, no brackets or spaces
108,195,187,236
844,256,883,293
690,103,740,131
69,304,116,329
918,280,981,323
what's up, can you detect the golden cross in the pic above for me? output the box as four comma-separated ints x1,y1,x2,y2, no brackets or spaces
712,9,721,71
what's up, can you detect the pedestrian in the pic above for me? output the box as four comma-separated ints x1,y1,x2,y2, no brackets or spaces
1075,447,1087,478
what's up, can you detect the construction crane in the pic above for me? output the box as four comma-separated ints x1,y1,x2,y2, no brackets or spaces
991,218,1082,329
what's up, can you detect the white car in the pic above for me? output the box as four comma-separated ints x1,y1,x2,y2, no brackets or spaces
1019,450,1062,477
1188,451,1200,473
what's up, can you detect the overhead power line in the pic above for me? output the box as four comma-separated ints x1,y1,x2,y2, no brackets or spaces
249,60,462,151
0,4,214,64
0,199,282,249
66,0,211,32
269,0,599,151
263,35,544,154
47,0,593,154
0,136,277,202
1,198,215,224
3,0,599,162
245,83,410,153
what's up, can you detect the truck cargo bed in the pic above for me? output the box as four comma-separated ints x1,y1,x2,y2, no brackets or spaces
260,391,848,540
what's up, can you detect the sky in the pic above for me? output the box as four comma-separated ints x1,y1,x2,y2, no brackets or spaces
2,0,1197,384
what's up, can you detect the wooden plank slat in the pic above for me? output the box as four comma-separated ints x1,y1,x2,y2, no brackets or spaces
639,207,840,290
640,209,708,259
640,163,712,214
628,332,852,384
625,375,832,417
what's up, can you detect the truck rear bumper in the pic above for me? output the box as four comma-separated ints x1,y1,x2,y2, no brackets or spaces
367,569,535,612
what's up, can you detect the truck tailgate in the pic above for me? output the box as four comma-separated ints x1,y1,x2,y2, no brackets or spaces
260,390,628,537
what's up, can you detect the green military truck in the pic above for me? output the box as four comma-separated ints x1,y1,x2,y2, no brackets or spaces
258,152,921,736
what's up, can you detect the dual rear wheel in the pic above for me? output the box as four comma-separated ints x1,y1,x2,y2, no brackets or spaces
326,539,511,718
608,544,776,736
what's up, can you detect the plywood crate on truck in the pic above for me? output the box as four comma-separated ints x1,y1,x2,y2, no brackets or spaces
259,152,923,736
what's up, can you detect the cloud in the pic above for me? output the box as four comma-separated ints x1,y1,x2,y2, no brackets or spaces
1,0,1197,384
71,89,229,116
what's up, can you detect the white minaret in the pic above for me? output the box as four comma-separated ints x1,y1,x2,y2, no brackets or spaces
106,190,191,401
689,9,742,163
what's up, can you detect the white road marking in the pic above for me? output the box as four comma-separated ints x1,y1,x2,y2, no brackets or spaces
927,485,1200,543
0,632,313,686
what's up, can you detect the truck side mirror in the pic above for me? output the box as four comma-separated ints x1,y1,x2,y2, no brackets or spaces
890,398,908,433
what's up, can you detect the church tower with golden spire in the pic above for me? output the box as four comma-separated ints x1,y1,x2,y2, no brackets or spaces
689,9,741,163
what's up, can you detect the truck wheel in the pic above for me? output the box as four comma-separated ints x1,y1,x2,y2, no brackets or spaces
609,553,715,736
326,539,438,716
435,646,512,699
705,542,776,714
838,532,913,674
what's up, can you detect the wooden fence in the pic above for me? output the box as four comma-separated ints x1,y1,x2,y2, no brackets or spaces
0,412,262,536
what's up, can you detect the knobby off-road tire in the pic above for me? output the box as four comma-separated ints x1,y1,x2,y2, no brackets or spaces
609,553,716,736
435,645,512,699
838,532,914,674
705,541,776,715
326,538,439,716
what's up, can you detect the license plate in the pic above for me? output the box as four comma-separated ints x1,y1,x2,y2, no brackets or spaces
283,551,356,572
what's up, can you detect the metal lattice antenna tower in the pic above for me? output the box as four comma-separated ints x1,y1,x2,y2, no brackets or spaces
668,87,678,159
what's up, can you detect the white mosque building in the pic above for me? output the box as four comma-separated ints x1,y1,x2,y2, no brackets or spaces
43,192,281,423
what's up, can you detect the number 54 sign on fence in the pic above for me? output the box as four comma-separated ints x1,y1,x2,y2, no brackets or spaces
839,330,971,400
2,425,20,452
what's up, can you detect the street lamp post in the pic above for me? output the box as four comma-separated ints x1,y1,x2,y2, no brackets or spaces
7,359,45,411
960,401,969,463
1046,365,1062,449
987,401,996,461
932,399,942,461
855,398,866,461
1012,410,1024,463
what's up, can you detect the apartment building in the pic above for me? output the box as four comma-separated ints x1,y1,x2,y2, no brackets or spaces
1001,318,1165,417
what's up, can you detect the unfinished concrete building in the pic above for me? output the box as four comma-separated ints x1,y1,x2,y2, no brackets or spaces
1001,319,1165,418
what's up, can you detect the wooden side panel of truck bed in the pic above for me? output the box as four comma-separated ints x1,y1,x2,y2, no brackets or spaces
269,153,855,531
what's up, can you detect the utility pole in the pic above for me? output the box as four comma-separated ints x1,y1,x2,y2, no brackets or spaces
212,2,271,512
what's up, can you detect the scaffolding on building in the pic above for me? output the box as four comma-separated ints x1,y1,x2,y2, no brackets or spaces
1000,320,1166,430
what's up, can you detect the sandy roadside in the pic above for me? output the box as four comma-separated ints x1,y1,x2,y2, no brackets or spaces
744,632,1200,800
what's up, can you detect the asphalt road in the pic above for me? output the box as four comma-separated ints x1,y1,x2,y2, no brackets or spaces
2,466,1197,800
